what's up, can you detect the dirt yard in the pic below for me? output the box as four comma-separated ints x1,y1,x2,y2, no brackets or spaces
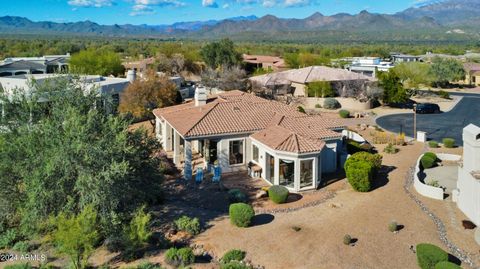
193,141,479,269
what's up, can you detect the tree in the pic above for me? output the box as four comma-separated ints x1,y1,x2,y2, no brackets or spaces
429,57,466,87
124,205,152,251
201,65,247,91
0,76,164,237
306,81,335,97
200,39,241,69
53,205,99,269
118,70,179,121
70,48,124,76
378,69,409,104
393,62,432,89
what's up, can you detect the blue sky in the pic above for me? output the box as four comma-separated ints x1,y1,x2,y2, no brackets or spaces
0,0,427,25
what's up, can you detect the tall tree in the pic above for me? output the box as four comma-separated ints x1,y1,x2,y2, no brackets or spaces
200,39,241,69
429,57,466,87
393,62,433,89
0,76,164,236
70,48,124,76
378,70,408,104
118,70,180,121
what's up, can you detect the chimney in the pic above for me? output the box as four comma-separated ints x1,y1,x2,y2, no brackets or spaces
194,86,207,106
127,69,136,83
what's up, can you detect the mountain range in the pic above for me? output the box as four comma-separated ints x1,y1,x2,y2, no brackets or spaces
0,0,479,41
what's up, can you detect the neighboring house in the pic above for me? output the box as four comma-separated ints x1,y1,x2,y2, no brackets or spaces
463,63,480,87
122,57,155,78
243,54,287,73
249,66,375,97
346,57,394,78
454,124,480,226
0,73,130,112
0,54,70,77
153,88,346,192
390,53,422,64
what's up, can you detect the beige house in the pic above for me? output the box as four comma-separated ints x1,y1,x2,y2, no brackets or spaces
463,63,480,87
153,88,346,192
243,54,287,72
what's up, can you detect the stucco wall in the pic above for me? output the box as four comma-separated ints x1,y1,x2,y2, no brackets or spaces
321,140,338,173
298,97,372,111
413,154,444,200
217,134,251,173
457,168,480,226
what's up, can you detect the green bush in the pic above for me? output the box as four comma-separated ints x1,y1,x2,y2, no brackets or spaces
220,261,252,269
383,143,399,154
0,229,19,249
339,109,350,118
268,185,289,204
437,90,450,99
323,98,341,109
4,264,33,269
12,241,31,252
344,152,382,171
434,261,462,269
165,247,195,266
345,160,374,192
297,106,306,113
314,103,321,108
424,152,438,161
343,234,352,245
416,243,449,269
174,215,201,236
228,189,248,204
421,156,436,169
442,138,455,148
229,203,255,228
388,221,398,232
221,249,246,264
136,262,164,269
428,141,439,148
346,140,374,154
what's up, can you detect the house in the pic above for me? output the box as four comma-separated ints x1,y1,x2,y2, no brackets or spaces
153,88,346,192
0,73,130,112
463,63,480,87
454,124,480,226
0,54,70,77
249,66,375,97
390,53,422,64
122,57,156,78
243,54,287,73
346,57,394,78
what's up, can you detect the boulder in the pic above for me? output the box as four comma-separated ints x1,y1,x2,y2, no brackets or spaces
256,190,268,199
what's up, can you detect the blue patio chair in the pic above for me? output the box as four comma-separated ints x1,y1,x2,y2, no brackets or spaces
195,167,204,184
212,165,221,183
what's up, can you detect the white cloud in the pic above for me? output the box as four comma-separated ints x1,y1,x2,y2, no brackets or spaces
202,0,219,8
129,0,186,16
222,3,229,8
283,0,309,7
262,0,275,7
67,0,113,7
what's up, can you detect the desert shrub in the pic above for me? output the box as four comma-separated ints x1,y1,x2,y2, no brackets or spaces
135,262,164,269
0,229,19,249
383,143,399,154
220,261,252,269
339,109,350,118
343,234,352,245
228,189,248,204
424,152,438,161
297,106,306,113
174,216,200,235
434,261,462,269
421,156,436,169
229,203,255,228
437,90,450,99
221,249,246,264
426,179,440,187
388,221,398,232
268,185,289,204
165,247,194,266
345,160,374,192
416,243,448,269
4,264,33,269
442,138,455,148
314,103,321,108
323,98,341,109
428,141,439,148
12,241,31,252
344,152,382,172
105,235,125,252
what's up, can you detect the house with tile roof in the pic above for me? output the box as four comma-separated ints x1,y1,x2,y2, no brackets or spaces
463,63,480,87
0,54,70,77
242,54,287,73
153,87,346,192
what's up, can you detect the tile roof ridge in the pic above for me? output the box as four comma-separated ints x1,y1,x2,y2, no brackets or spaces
184,102,219,137
304,66,315,84
293,133,300,152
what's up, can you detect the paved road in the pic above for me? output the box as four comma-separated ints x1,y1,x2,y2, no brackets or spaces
376,93,480,143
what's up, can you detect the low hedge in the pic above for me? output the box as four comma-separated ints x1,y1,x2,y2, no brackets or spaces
229,203,255,228
165,247,195,267
344,152,382,171
424,152,438,161
220,261,252,269
434,261,462,269
221,249,246,264
339,109,350,118
421,155,436,169
416,243,448,269
268,185,289,204
442,138,455,148
428,141,439,148
345,160,374,192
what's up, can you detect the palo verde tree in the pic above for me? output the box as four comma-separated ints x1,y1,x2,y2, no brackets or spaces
69,48,124,76
429,57,466,87
200,38,242,69
0,76,164,238
377,69,409,104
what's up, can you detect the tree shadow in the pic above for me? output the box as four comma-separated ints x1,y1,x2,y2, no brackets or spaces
371,165,396,190
448,253,462,266
250,214,274,227
195,253,213,264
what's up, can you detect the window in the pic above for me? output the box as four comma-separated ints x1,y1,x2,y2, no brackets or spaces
252,144,259,163
229,139,244,165
300,159,313,189
279,159,295,188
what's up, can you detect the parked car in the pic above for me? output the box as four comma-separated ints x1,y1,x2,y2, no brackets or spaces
414,103,441,114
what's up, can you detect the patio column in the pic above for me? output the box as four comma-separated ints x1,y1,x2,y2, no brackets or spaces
274,156,280,185
165,124,173,151
184,140,192,181
294,159,300,192
173,131,181,165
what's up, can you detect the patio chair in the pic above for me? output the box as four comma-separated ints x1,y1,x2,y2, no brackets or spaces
195,167,204,184
212,165,221,183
